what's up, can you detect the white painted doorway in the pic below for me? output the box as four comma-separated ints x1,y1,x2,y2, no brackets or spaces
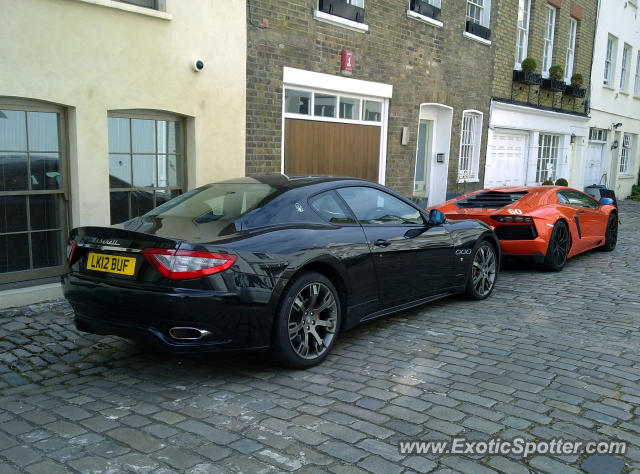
583,142,605,188
484,130,528,187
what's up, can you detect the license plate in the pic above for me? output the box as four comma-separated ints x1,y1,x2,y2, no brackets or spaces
87,252,136,276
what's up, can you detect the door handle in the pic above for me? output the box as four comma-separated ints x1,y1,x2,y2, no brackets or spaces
373,239,391,248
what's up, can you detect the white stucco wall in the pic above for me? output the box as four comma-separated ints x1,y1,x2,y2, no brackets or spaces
0,0,246,227
588,0,640,198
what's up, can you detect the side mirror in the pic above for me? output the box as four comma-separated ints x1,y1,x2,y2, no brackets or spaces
427,209,446,226
599,197,614,206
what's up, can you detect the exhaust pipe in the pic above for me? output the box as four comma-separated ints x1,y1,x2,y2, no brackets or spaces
169,327,211,341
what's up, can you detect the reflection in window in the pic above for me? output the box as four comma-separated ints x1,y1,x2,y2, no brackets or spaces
0,108,64,277
285,89,311,115
337,187,422,225
363,101,382,122
339,98,360,120
314,94,337,118
108,116,183,224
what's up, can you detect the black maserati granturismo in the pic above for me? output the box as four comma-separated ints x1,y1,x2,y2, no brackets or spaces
63,175,500,368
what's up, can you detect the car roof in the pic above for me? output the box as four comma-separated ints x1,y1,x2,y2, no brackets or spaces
212,174,376,190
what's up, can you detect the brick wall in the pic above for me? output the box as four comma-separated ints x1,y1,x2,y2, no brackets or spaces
491,0,598,114
246,0,496,197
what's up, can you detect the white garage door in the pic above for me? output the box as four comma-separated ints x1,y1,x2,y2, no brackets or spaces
584,142,605,188
484,131,528,188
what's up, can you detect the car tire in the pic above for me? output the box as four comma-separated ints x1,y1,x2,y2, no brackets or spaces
464,241,498,300
600,213,618,251
270,272,341,369
543,220,570,271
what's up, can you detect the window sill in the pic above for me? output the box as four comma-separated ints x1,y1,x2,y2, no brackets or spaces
634,95,640,100
457,178,480,183
619,90,630,96
603,83,615,90
462,31,491,46
72,0,172,20
618,174,634,179
406,10,443,28
313,10,369,33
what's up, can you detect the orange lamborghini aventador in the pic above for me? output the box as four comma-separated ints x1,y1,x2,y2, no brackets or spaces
436,186,618,271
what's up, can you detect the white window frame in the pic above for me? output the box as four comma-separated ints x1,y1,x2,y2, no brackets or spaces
604,35,617,86
536,134,560,183
542,5,556,78
635,52,640,96
620,134,632,175
514,0,531,69
620,43,632,92
457,110,483,182
564,18,577,82
313,0,369,33
466,0,491,27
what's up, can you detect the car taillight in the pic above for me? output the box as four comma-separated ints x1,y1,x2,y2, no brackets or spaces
142,249,236,280
491,215,534,224
66,240,77,264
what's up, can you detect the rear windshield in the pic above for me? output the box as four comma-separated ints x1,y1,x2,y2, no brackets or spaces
146,183,277,223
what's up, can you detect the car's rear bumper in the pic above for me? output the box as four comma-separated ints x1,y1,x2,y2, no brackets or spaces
62,273,276,352
499,237,548,257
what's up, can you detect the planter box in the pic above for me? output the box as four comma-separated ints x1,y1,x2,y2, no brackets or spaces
564,85,586,98
318,0,365,23
465,20,490,40
541,78,566,92
410,0,441,21
513,69,542,85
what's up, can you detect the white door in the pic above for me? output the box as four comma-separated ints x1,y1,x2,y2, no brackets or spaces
484,131,528,187
584,142,605,188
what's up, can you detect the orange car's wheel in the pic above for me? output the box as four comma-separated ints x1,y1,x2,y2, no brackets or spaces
543,220,569,271
601,213,618,251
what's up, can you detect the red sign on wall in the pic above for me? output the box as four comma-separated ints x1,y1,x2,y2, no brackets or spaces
341,50,353,74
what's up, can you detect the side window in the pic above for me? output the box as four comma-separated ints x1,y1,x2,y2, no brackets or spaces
557,192,569,205
336,187,423,225
563,190,598,209
309,191,355,224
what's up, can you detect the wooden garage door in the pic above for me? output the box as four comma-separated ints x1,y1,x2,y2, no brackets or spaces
284,119,380,182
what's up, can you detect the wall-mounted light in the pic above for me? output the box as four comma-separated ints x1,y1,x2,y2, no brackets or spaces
612,122,623,129
570,133,576,144
611,140,619,150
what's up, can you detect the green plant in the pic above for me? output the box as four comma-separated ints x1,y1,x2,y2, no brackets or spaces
549,65,564,81
570,73,584,88
555,178,568,186
521,58,537,73
542,180,554,185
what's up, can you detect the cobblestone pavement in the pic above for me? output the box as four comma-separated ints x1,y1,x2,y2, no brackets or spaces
1,201,640,473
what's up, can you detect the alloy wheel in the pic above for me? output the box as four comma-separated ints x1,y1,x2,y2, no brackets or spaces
472,245,497,297
552,224,569,266
606,216,618,247
288,282,338,360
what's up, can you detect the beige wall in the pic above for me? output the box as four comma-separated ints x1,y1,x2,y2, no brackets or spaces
0,0,246,227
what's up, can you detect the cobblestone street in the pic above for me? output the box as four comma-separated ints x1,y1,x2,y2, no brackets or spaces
1,201,639,473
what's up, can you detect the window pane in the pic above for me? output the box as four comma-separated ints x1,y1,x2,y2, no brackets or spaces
132,154,157,187
0,195,27,233
29,194,61,231
339,98,360,120
0,110,27,151
110,191,130,224
30,153,61,190
285,89,311,115
314,94,337,118
363,101,382,122
131,119,156,153
0,233,30,273
157,120,178,154
337,187,422,225
131,189,154,217
108,117,131,153
155,189,181,207
310,191,355,224
27,112,59,151
158,154,182,187
31,230,62,269
109,153,132,188
0,153,28,191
